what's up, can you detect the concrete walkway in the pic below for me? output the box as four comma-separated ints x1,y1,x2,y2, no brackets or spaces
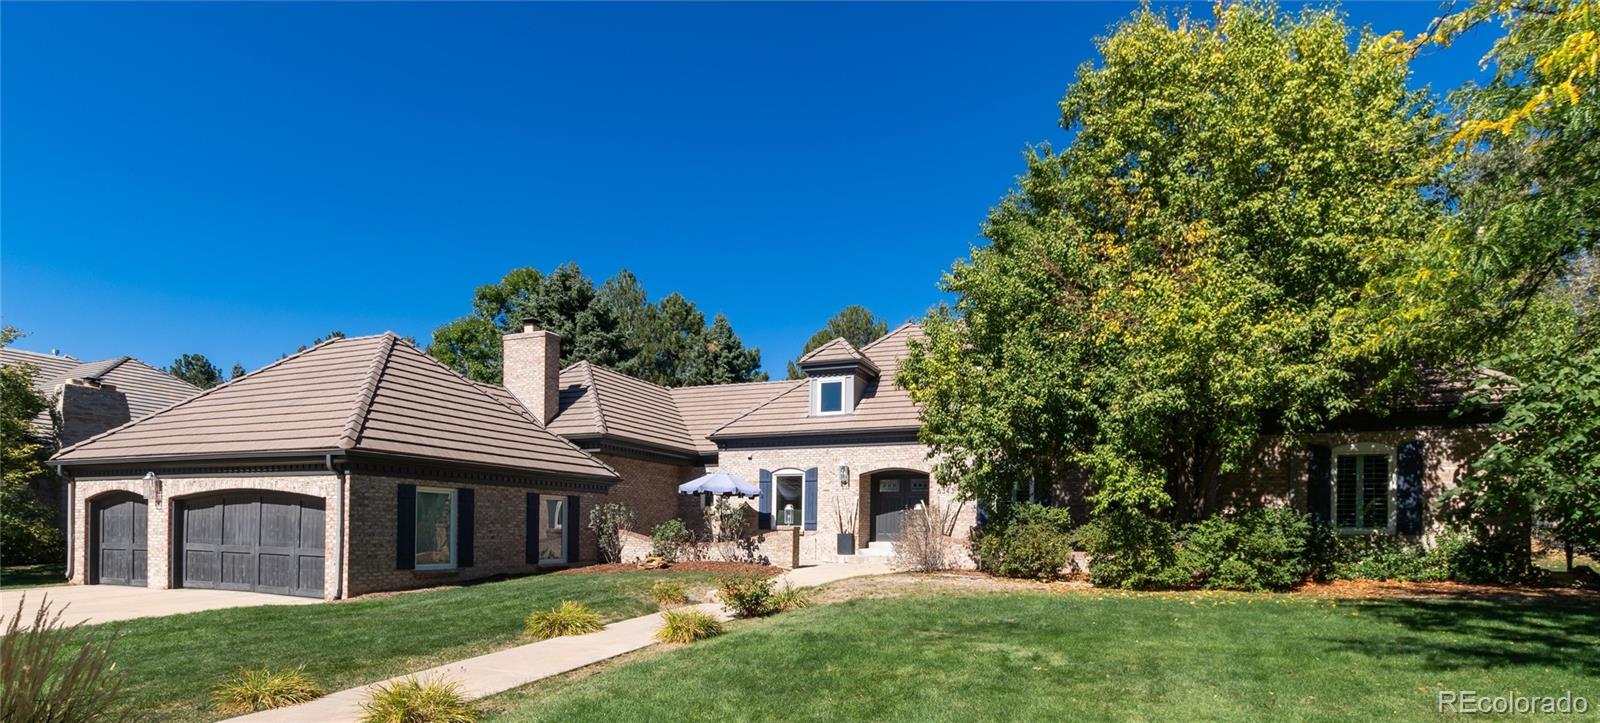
229,562,896,722
229,602,731,722
1,584,319,628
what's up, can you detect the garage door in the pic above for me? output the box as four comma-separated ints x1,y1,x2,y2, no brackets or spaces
178,492,324,598
92,492,148,586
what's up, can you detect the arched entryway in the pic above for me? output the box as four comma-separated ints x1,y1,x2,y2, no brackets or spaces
176,491,325,598
867,471,930,543
90,491,148,586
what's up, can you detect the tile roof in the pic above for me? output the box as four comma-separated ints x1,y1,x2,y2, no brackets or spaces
795,337,880,375
669,379,801,454
1,349,202,434
545,362,696,454
710,323,925,440
52,334,617,481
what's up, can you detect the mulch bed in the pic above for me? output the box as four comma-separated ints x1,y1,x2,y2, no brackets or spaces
1293,578,1600,602
555,561,782,576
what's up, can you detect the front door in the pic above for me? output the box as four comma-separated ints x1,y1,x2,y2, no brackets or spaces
870,476,930,542
92,493,147,586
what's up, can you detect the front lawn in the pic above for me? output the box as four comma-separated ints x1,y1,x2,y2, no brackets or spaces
88,571,725,722
1,563,66,589
485,586,1600,722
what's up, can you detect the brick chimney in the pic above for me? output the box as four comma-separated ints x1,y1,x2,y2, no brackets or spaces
55,379,131,447
502,317,561,425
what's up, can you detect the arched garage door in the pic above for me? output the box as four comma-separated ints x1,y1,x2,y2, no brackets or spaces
178,492,324,598
91,492,148,586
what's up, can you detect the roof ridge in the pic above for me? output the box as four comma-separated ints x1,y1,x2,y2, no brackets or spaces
80,356,134,381
337,333,397,449
51,334,356,460
707,379,807,438
797,336,864,364
669,377,792,392
582,362,610,435
861,321,920,352
3,348,80,362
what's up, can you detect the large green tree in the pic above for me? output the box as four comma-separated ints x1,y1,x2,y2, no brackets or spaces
899,4,1448,519
785,305,891,379
430,264,765,386
166,353,225,389
1,327,64,564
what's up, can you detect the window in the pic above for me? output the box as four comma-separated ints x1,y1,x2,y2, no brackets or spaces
774,473,804,527
1334,445,1394,532
538,495,567,565
812,376,851,415
415,487,457,570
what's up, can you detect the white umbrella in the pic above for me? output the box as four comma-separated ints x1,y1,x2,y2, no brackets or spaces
677,470,760,498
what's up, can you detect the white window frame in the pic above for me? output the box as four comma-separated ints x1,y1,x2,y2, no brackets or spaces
537,494,568,566
770,468,810,528
811,376,852,416
1331,443,1397,535
415,486,458,571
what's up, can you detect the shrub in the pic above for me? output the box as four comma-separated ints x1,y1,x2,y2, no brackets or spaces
655,609,724,644
892,498,962,572
1075,509,1177,589
587,503,635,564
771,582,812,611
650,579,689,608
1170,508,1313,592
717,575,777,618
650,519,693,563
1,595,124,723
211,665,323,715
523,601,603,639
360,677,478,723
975,521,1075,580
1329,535,1448,582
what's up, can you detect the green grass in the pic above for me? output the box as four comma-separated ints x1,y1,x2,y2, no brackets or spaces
86,571,720,722
484,591,1600,722
1,563,67,589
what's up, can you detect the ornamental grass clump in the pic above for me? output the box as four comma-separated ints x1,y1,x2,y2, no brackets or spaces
359,677,478,723
650,579,689,608
654,609,724,644
771,582,813,611
1,594,125,723
211,665,323,715
523,600,603,639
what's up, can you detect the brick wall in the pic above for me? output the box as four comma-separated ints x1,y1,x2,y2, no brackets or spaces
344,473,608,597
591,453,700,534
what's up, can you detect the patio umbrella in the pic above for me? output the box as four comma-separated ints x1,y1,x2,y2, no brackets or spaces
677,470,760,498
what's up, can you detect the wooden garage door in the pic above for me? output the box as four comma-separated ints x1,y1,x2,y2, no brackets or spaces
92,493,147,586
179,492,324,598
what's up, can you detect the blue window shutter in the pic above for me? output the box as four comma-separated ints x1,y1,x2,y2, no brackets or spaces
1396,441,1425,535
1306,445,1332,526
803,468,819,531
396,484,416,571
457,488,475,568
525,493,538,564
565,495,581,563
758,469,772,529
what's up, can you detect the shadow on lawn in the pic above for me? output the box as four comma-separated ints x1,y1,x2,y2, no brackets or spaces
1321,597,1600,674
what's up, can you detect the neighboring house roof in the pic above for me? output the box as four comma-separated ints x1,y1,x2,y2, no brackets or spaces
546,361,697,455
0,348,202,434
795,337,881,375
711,323,925,441
52,334,617,481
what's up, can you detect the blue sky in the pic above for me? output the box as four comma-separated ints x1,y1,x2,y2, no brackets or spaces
2,2,1492,376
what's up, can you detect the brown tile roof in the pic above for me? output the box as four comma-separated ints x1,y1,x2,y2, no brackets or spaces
795,337,880,375
545,362,696,455
670,379,801,455
51,334,617,481
710,323,925,440
1,348,202,434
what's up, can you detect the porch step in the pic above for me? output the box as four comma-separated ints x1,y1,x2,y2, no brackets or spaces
856,541,896,557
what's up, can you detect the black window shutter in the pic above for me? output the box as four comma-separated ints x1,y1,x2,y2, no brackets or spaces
803,468,819,531
396,484,416,571
757,469,773,529
526,493,538,565
458,488,475,568
1396,441,1425,535
565,495,581,564
1306,445,1332,526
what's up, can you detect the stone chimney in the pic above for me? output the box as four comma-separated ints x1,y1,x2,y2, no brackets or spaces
55,379,131,447
502,317,561,425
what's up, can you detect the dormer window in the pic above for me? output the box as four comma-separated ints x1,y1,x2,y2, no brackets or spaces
812,376,852,415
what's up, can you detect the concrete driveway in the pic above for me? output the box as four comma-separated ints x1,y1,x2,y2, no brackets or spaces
1,584,320,628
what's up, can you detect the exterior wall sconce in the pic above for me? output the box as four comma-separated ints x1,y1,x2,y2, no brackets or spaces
837,462,850,486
